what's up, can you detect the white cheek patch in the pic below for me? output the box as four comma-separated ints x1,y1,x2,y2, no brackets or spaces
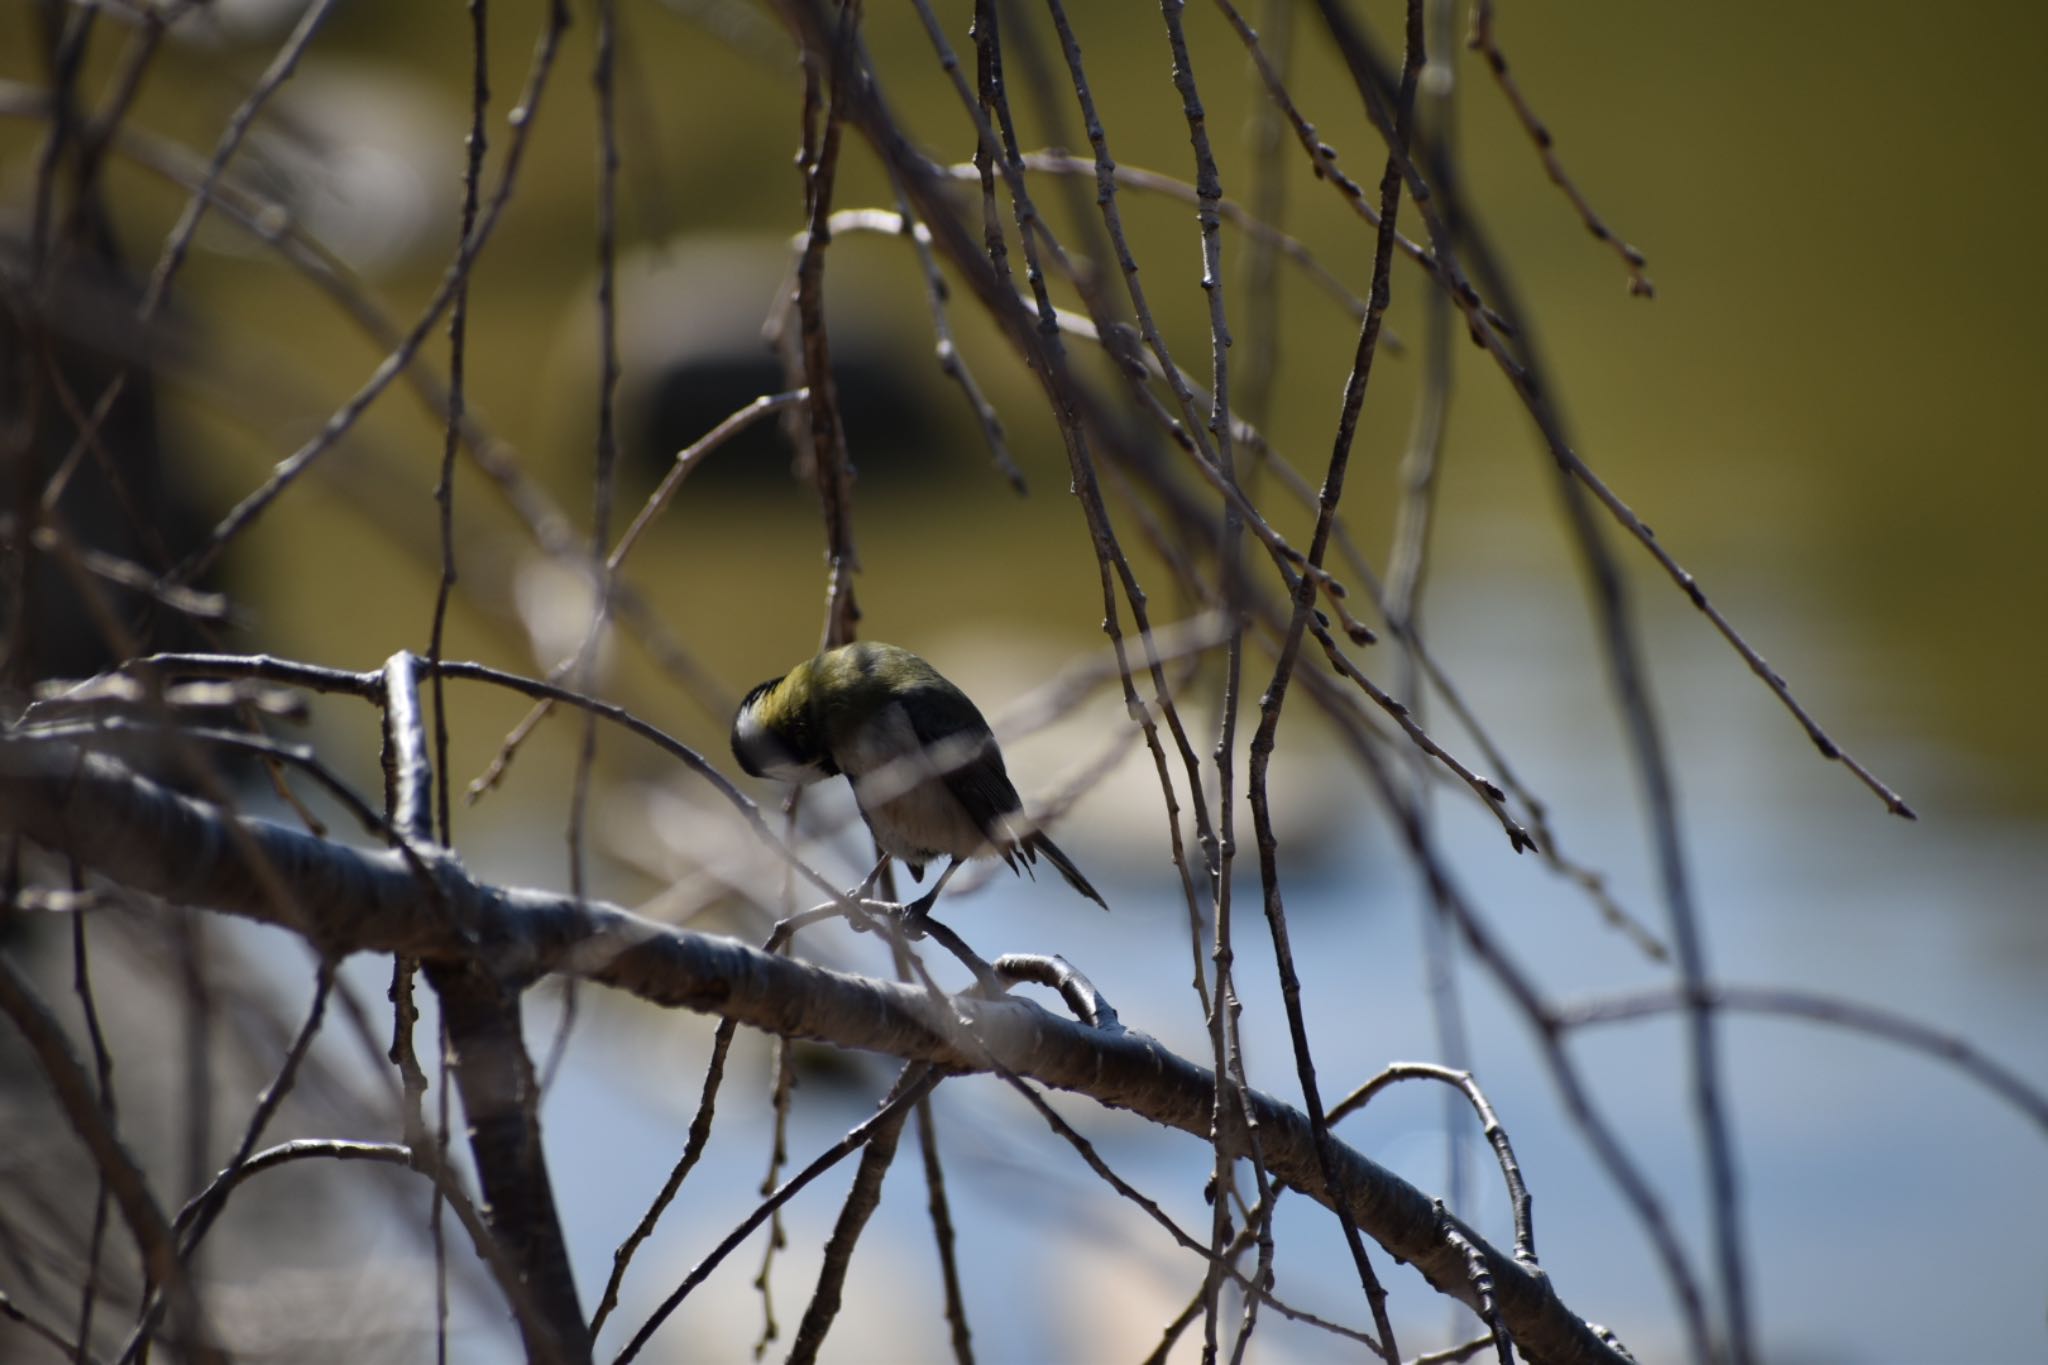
735,706,831,784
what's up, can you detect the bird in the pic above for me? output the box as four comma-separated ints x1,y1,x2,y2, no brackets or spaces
731,641,1108,921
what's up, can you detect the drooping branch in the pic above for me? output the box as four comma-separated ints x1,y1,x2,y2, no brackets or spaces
0,738,1628,1365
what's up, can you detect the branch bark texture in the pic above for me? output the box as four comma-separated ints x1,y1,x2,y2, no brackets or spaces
0,740,1626,1365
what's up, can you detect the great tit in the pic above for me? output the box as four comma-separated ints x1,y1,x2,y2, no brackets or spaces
731,642,1108,919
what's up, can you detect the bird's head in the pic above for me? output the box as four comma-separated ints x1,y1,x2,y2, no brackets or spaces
731,663,837,784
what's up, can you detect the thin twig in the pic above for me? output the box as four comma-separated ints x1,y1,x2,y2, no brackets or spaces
554,0,630,1099
151,1136,546,1356
1317,1,1911,825
614,1065,941,1365
938,152,1378,329
785,0,866,652
115,964,336,1365
165,0,574,586
882,916,1379,1355
999,0,1228,940
1145,1190,1283,1365
1240,1,1425,1352
750,1034,796,1357
0,1285,93,1363
1213,0,1506,330
908,0,1220,1035
590,1023,732,1337
1558,985,2048,1135
1328,1063,1536,1265
1467,0,1653,296
67,860,117,1362
911,1092,974,1365
1294,656,1700,1357
47,0,344,500
428,0,492,849
1003,1070,1382,1352
1302,17,1752,1349
1385,0,1479,1310
852,195,1023,490
784,1085,915,1365
1147,5,1273,1358
464,387,802,804
0,736,1638,1362
0,954,219,1365
592,907,839,1341
422,11,487,1332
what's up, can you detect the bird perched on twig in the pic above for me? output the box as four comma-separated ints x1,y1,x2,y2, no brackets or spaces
731,642,1108,921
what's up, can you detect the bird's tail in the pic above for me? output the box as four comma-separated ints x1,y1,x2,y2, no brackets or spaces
1023,832,1109,911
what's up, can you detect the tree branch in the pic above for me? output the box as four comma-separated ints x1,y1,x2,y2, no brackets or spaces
0,738,1627,1365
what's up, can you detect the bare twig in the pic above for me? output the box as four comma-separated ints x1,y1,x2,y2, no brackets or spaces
0,954,219,1365
1329,1062,1536,1265
992,952,1121,1032
589,1015,737,1339
911,1093,975,1365
832,199,1023,490
615,1065,941,1365
751,1033,796,1357
164,966,336,1256
784,1086,915,1365
1558,985,2048,1136
154,1136,548,1355
0,738,1633,1363
0,1285,93,1363
1314,1,1911,825
46,0,343,506
1240,1,1426,1352
592,907,836,1341
938,152,1378,328
784,0,866,652
552,0,630,1099
1467,0,1653,297
463,386,802,806
428,0,493,849
905,0,1221,1033
166,0,575,585
67,860,117,1360
1305,10,1746,1356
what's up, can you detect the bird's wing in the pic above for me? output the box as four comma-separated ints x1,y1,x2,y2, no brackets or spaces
905,685,1026,856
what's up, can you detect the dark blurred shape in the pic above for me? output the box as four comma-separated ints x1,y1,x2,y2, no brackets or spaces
632,347,940,490
613,240,942,495
0,232,214,687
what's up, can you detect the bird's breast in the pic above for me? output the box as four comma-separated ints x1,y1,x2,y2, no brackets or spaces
839,705,1008,861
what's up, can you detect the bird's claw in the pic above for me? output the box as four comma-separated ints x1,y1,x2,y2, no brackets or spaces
833,890,877,930
893,898,934,940
834,894,933,940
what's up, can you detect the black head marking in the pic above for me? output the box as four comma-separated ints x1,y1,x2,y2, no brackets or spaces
731,673,837,781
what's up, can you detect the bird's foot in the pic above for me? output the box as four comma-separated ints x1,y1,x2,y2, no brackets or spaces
836,892,895,935
831,892,930,938
891,888,942,940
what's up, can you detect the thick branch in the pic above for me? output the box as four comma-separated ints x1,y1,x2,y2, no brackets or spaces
428,961,588,1365
0,740,1626,1365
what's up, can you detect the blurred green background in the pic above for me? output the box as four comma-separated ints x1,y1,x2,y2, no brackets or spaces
6,0,2044,816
